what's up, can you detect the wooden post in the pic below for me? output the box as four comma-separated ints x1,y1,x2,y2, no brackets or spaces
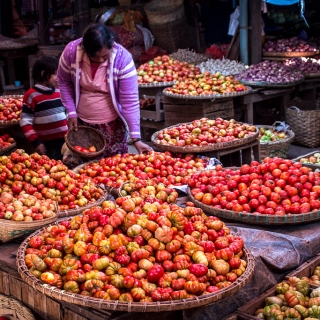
239,0,249,65
74,0,90,39
38,0,50,46
249,0,262,64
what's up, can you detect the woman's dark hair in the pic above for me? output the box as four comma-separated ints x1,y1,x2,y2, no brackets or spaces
82,23,118,57
32,55,58,83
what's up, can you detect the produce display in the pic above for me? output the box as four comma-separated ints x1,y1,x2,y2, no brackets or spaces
154,118,257,147
189,157,320,215
165,72,248,97
197,58,247,76
76,152,208,188
139,98,155,109
0,96,23,122
170,49,209,65
258,127,288,143
263,37,318,53
0,149,105,211
74,145,97,153
0,193,56,221
23,196,248,302
137,55,201,85
254,276,320,319
299,153,320,165
236,61,304,84
299,264,320,286
0,133,15,150
284,57,320,75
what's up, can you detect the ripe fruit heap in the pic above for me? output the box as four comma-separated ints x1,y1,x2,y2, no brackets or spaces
0,97,23,122
254,276,320,319
0,134,15,150
24,196,247,302
154,118,257,147
74,145,97,153
299,153,320,166
258,127,287,142
189,158,320,215
137,55,201,84
76,152,207,188
0,192,56,221
165,71,248,96
0,150,104,211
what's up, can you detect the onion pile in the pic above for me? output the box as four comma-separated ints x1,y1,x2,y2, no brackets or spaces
169,49,209,65
236,61,304,83
263,37,318,53
197,58,247,76
283,57,320,75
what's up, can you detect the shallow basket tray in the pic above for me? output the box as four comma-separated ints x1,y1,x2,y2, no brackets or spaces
16,218,255,312
58,186,109,218
239,79,303,88
262,51,319,58
187,185,320,226
162,87,252,100
306,72,320,78
256,125,295,159
151,122,259,153
292,150,320,171
65,125,106,158
0,293,35,320
138,81,176,88
0,95,23,128
0,212,57,243
72,160,119,198
0,140,16,155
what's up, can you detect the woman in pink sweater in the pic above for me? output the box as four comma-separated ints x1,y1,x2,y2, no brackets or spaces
57,23,152,156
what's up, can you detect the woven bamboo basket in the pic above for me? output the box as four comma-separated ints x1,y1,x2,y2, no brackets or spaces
65,126,106,158
262,51,319,58
58,186,109,218
0,293,35,320
16,218,255,312
145,0,184,25
239,78,303,88
73,160,119,198
0,140,16,155
187,186,320,225
285,99,320,148
0,213,57,243
292,150,320,171
151,122,259,153
256,125,295,160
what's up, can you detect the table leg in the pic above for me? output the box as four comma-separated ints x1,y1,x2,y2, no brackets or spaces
281,94,292,121
244,102,253,124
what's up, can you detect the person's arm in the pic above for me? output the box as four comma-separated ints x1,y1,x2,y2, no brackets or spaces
20,93,46,154
57,41,78,129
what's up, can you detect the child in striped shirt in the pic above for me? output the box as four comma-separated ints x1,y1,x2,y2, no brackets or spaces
20,55,68,160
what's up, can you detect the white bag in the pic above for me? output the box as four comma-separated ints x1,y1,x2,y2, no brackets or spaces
228,6,240,36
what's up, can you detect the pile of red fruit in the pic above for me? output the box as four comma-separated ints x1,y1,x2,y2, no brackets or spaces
165,72,248,96
0,150,105,211
24,195,247,302
137,55,201,84
74,145,97,153
76,152,207,188
0,134,15,150
189,158,320,215
154,118,257,147
0,97,23,122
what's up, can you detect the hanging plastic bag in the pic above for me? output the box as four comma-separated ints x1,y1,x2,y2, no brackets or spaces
228,6,240,36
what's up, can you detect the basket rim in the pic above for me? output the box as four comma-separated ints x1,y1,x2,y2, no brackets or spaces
138,81,176,88
187,185,320,225
291,150,320,170
0,140,17,155
262,51,319,57
256,125,295,146
65,125,107,158
16,217,255,312
151,122,259,153
239,79,303,88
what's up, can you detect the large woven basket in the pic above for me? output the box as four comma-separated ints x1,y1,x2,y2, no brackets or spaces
16,218,255,312
256,125,295,160
285,99,320,148
145,0,184,25
0,213,57,243
187,186,320,226
149,16,190,53
0,293,35,320
65,126,106,158
151,122,259,153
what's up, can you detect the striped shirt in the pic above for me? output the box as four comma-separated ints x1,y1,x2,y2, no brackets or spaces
20,84,68,148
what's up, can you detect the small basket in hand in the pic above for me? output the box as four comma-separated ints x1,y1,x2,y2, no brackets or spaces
65,125,106,158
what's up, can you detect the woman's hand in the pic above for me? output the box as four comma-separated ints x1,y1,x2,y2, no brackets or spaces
68,117,78,131
35,143,47,155
133,141,153,154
